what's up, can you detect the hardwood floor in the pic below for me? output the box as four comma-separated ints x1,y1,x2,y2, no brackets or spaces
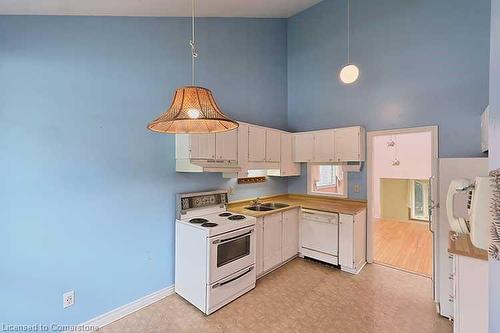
374,218,433,277
101,259,450,333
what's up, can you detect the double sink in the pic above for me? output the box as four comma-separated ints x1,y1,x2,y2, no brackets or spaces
245,202,290,212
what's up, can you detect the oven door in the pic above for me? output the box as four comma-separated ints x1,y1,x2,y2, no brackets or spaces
208,226,256,283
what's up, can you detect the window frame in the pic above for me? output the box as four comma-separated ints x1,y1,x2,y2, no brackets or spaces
306,163,348,198
409,179,430,221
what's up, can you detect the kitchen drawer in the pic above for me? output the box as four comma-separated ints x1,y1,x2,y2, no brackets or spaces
207,265,256,314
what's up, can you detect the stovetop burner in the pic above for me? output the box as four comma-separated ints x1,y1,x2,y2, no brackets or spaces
189,218,209,224
201,222,218,227
218,212,233,217
228,215,246,220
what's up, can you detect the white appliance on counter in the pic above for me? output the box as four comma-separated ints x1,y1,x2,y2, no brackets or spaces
446,176,492,250
300,209,339,265
175,190,256,315
437,158,489,320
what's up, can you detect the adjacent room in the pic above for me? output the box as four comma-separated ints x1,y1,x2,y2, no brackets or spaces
2,0,499,332
371,130,433,277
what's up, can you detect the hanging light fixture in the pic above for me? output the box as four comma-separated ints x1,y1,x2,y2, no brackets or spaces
339,0,359,84
147,0,239,134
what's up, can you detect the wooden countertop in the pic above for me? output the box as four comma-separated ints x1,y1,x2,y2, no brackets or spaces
227,193,367,217
448,231,488,261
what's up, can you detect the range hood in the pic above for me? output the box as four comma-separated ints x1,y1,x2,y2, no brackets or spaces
176,159,241,173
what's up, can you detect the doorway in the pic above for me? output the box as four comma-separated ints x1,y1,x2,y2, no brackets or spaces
367,127,438,288
374,178,432,276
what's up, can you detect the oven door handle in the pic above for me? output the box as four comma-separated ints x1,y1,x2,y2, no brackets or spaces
212,230,253,245
212,266,254,289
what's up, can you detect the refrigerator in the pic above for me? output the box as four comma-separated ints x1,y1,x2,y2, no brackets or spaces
436,158,489,318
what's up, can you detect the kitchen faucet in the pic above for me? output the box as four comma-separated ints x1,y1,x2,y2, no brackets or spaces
250,197,263,206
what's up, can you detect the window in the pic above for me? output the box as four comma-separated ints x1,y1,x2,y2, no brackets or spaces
410,179,429,221
307,164,347,197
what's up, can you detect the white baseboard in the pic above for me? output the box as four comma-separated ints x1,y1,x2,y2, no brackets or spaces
80,285,175,330
341,261,367,275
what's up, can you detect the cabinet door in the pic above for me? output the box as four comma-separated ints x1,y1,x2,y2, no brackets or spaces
190,134,216,159
313,130,335,162
266,129,281,162
293,133,314,162
281,133,301,176
455,255,489,333
334,127,361,162
263,213,283,272
215,129,238,161
282,209,299,261
255,217,264,276
339,213,354,269
248,126,267,162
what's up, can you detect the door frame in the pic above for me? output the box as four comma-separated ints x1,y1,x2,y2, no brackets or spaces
366,125,439,264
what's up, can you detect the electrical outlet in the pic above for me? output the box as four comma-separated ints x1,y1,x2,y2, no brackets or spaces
63,290,75,309
353,184,361,193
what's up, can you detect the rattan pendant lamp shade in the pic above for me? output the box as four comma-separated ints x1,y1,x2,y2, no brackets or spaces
147,0,238,134
148,86,238,133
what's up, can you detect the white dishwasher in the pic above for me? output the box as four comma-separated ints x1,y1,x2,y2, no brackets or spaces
300,209,339,265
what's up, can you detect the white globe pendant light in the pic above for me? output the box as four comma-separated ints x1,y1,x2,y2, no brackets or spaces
339,0,359,84
340,64,359,84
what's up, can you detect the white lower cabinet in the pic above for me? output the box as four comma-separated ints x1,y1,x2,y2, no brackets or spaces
338,210,366,274
255,217,264,276
255,208,365,278
282,209,299,261
263,213,282,272
256,208,300,278
450,254,488,333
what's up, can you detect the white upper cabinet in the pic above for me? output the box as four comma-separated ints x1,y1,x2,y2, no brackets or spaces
313,130,335,162
248,125,281,163
293,126,365,163
334,126,365,162
278,133,301,176
215,129,238,161
188,134,216,160
177,131,237,161
176,122,364,174
266,129,281,162
248,126,267,162
294,133,315,162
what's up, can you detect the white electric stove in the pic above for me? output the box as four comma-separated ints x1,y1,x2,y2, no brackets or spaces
175,190,256,315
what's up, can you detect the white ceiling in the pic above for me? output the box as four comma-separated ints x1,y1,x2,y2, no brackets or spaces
0,0,322,18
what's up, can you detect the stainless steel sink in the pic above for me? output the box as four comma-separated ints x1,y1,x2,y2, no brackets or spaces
261,202,290,209
245,205,275,211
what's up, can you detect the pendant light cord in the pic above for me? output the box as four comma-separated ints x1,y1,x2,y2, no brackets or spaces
189,0,198,85
347,0,350,64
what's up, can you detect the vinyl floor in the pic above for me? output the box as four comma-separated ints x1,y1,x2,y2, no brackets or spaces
101,258,450,333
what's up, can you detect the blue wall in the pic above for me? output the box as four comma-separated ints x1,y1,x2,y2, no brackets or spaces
0,16,288,328
287,0,491,199
489,0,500,330
1,0,494,328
